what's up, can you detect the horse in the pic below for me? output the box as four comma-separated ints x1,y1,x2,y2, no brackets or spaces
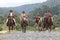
20,16,28,33
42,16,53,32
6,16,15,32
34,17,42,32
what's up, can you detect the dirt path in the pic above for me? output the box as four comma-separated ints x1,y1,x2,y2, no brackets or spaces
0,31,60,40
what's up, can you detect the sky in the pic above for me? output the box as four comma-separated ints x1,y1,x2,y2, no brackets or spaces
0,0,47,7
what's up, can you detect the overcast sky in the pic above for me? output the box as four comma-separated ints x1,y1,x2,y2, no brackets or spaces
0,0,47,7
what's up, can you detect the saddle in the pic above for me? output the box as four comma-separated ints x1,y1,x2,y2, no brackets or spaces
44,18,48,24
6,18,15,26
43,17,53,25
21,16,28,25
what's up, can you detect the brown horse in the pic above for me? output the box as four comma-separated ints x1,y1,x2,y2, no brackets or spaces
43,17,53,32
20,16,28,33
7,17,15,32
34,18,42,32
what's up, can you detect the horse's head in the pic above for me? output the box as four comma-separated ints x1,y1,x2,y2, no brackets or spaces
8,16,14,24
47,16,53,25
22,16,27,21
21,16,28,27
8,16,13,20
48,16,54,22
7,16,15,26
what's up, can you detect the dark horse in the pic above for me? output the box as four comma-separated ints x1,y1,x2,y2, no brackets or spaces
21,16,28,33
43,17,53,32
7,17,15,32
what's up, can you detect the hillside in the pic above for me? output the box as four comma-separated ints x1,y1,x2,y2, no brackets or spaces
42,0,60,7
0,0,60,14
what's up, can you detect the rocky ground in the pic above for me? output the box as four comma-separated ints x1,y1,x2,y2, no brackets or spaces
0,31,60,40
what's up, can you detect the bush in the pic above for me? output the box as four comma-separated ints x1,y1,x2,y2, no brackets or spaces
28,18,34,26
14,24,21,31
0,24,3,31
0,27,3,31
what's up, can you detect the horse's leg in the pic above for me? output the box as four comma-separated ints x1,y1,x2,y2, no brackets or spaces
22,26,24,32
43,24,46,31
48,25,51,32
24,26,26,33
22,27,23,32
36,24,39,32
8,26,10,32
38,24,41,32
22,25,25,33
12,26,13,31
38,26,41,32
23,24,26,33
22,26,25,33
21,21,23,33
37,23,39,32
34,23,37,32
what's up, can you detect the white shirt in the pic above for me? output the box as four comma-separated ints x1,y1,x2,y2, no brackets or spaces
10,13,13,16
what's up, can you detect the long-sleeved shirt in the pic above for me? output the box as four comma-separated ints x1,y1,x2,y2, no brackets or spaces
34,15,40,19
20,13,28,22
8,12,14,18
44,12,52,18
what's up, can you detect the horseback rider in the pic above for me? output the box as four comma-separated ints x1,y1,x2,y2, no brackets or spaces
43,10,53,31
34,13,42,31
34,13,41,24
6,10,16,26
44,10,52,19
20,11,28,26
43,10,52,23
8,10,14,18
19,11,28,33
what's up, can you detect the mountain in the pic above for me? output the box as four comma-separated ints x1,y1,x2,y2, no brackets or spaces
0,3,41,14
13,0,60,13
0,0,60,14
13,4,41,13
42,0,60,7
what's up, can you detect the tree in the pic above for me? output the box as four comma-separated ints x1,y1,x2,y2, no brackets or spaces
0,16,4,24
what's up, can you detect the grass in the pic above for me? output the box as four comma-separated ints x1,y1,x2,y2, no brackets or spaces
0,23,60,32
53,28,60,32
0,23,35,31
0,24,34,37
27,26,34,31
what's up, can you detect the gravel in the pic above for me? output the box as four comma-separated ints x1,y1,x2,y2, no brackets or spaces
0,31,60,40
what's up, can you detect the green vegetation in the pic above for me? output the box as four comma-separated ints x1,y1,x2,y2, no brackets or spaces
53,27,60,32
54,29,60,32
0,0,60,32
0,5,60,31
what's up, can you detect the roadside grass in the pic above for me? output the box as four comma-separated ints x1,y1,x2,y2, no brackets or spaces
27,26,34,31
0,23,34,31
0,23,60,32
53,28,60,32
0,24,35,37
1,24,8,30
